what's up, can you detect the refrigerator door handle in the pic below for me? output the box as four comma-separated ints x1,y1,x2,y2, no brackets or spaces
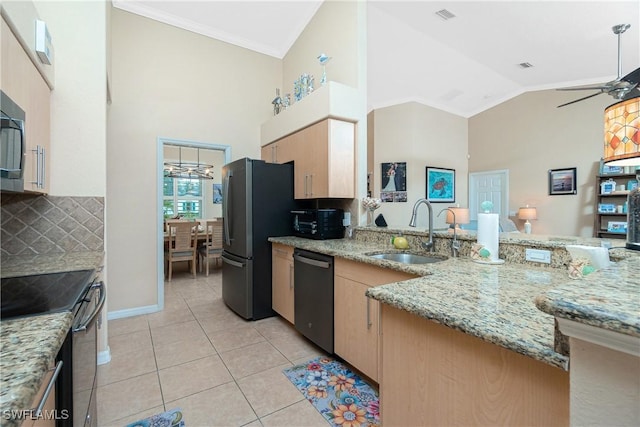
222,254,244,268
223,171,232,246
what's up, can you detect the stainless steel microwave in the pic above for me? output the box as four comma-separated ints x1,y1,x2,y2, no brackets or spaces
0,90,25,192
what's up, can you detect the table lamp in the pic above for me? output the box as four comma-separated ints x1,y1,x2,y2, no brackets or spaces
446,206,470,230
518,206,537,234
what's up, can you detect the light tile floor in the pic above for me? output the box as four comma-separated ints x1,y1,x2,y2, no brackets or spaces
98,267,330,427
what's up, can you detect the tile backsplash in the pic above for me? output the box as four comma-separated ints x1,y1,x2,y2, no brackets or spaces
1,193,104,260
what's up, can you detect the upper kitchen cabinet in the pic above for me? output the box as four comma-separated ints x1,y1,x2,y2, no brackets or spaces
294,118,354,199
1,17,51,194
260,82,359,199
261,130,300,164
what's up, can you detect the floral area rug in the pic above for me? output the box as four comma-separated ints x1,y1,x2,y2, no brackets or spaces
125,407,185,427
283,356,380,427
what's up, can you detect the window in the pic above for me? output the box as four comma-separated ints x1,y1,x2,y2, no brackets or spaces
163,177,203,219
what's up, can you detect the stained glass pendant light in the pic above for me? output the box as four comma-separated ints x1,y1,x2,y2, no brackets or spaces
603,96,639,166
164,147,214,180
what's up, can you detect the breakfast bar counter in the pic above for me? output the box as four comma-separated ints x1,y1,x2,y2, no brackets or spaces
271,235,571,369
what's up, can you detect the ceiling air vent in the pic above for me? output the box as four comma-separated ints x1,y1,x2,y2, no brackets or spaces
435,9,456,20
518,62,534,68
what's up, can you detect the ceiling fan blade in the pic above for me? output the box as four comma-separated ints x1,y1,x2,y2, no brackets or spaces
557,91,603,108
622,67,640,84
557,85,610,91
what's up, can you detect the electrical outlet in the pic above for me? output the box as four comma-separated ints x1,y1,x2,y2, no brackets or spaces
525,248,551,264
343,212,351,227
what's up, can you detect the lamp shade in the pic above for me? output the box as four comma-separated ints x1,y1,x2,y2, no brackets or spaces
518,206,537,220
604,96,639,166
446,207,470,225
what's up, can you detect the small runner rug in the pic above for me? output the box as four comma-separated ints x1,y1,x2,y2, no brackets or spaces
283,356,380,427
125,407,185,427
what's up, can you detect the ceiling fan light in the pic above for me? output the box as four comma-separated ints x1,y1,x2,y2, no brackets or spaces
604,96,640,166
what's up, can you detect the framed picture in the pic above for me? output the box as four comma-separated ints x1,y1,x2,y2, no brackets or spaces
381,162,407,193
212,183,223,204
548,167,577,195
426,167,455,202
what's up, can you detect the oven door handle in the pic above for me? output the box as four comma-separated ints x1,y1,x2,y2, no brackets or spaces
73,281,106,333
30,360,63,416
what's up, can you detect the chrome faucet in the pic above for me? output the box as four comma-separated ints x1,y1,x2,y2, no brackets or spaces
437,208,460,257
409,198,434,252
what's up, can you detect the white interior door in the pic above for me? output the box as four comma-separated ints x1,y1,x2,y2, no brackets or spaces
469,170,509,219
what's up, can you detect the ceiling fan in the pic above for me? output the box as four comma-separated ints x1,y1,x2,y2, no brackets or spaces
557,24,640,108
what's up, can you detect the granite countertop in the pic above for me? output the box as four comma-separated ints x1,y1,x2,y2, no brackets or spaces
1,251,104,427
535,256,640,338
0,313,73,427
270,235,639,370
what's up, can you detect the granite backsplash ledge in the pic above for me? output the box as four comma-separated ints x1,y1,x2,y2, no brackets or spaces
1,193,104,260
352,226,628,268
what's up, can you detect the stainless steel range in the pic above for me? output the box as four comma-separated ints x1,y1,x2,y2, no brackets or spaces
1,269,105,427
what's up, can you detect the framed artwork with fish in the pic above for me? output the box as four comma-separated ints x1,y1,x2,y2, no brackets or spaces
426,167,455,202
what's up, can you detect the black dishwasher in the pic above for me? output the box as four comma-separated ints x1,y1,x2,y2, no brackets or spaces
293,249,334,353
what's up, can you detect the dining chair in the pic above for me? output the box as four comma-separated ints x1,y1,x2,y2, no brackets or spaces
198,219,224,276
165,220,198,281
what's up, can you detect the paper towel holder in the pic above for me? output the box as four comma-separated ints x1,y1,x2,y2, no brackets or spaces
518,205,538,234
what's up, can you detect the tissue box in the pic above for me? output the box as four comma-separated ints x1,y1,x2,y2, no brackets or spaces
607,221,627,233
598,203,616,213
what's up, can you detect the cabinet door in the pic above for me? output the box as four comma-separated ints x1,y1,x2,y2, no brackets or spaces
292,119,354,199
272,244,294,324
261,144,275,163
334,275,379,381
1,19,50,194
326,119,355,198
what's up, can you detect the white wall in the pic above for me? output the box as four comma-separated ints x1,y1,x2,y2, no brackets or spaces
35,1,107,197
372,102,469,229
108,9,282,313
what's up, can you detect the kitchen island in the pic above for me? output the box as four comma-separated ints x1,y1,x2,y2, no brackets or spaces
0,251,104,427
270,227,638,426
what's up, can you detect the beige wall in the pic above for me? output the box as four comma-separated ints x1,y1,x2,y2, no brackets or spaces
283,0,368,224
36,1,107,197
282,0,359,97
108,9,282,313
469,89,612,237
372,102,469,229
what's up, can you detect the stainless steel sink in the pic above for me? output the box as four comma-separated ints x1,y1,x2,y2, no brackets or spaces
367,252,448,264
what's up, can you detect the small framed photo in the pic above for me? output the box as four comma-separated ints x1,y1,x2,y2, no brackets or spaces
213,183,222,204
426,167,455,202
548,167,577,195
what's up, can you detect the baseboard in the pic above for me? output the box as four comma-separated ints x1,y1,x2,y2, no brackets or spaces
97,347,111,365
107,304,160,320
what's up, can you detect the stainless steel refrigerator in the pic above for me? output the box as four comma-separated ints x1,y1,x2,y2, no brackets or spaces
221,158,296,320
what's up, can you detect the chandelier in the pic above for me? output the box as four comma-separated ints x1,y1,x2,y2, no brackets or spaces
164,146,215,180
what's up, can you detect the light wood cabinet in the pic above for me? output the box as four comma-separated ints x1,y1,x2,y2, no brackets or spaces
334,258,417,382
272,243,294,324
261,131,299,164
295,119,354,199
380,304,569,426
261,118,355,199
1,18,50,194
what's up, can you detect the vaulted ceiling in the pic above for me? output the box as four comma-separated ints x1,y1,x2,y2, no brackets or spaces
113,1,640,117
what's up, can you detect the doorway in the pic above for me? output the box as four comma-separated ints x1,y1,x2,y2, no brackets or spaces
156,137,231,310
468,169,509,219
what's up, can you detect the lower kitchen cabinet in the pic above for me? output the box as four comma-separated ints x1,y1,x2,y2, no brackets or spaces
272,243,294,324
380,304,569,426
334,258,417,383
